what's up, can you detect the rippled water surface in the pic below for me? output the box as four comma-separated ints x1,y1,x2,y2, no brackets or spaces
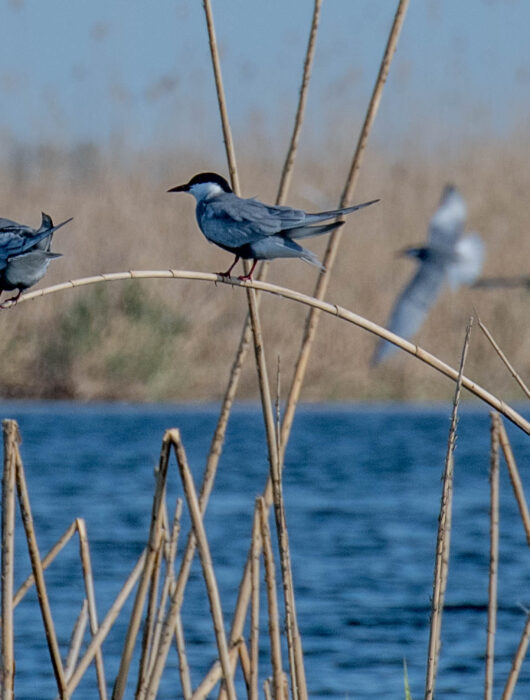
2,402,529,699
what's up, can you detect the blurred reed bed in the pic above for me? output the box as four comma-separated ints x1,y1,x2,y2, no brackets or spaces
0,134,529,401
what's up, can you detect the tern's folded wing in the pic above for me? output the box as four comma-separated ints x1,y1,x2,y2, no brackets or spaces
202,195,307,235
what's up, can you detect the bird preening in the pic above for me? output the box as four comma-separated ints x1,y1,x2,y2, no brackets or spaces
168,172,379,281
0,212,73,308
372,184,484,365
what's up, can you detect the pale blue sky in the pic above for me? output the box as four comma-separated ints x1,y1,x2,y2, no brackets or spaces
0,1,528,155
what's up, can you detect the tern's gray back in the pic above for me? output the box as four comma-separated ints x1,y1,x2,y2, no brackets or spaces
196,193,310,249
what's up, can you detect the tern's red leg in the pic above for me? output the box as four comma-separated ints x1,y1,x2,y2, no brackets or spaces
0,289,22,309
217,255,240,278
238,259,258,282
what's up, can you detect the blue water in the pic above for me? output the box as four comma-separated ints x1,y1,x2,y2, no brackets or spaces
2,402,529,699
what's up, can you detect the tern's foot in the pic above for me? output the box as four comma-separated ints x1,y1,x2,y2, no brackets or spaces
216,271,233,279
0,290,22,309
0,297,19,310
237,274,253,282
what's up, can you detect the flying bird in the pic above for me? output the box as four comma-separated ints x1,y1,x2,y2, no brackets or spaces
168,172,379,280
372,185,484,364
0,212,73,308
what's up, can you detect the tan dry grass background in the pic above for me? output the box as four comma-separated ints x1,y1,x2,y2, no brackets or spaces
0,134,529,402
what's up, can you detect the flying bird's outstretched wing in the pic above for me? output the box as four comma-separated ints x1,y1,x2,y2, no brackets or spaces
372,260,446,365
447,233,485,289
428,184,467,251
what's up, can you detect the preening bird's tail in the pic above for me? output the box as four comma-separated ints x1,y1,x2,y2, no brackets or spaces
284,221,343,240
33,214,74,251
39,213,74,235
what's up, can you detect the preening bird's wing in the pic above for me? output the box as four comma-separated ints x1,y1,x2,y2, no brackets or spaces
0,218,31,231
428,185,467,251
372,261,446,364
0,224,53,269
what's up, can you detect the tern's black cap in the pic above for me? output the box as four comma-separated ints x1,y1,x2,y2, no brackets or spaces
168,172,232,193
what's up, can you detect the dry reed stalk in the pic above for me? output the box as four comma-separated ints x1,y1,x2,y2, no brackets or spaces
501,612,530,700
174,615,192,700
67,548,147,694
14,272,530,433
165,317,254,672
272,359,306,700
12,521,77,609
424,318,472,700
485,413,500,700
1,420,18,699
497,421,530,546
168,0,323,679
182,0,322,584
145,499,183,682
258,498,284,700
477,316,530,399
135,533,164,698
276,0,322,204
147,0,323,688
14,445,69,698
202,0,280,587
264,677,273,700
250,502,262,700
202,0,239,194
192,563,253,699
169,429,236,700
279,0,410,460
182,0,322,555
64,600,88,682
143,431,234,699
112,432,171,699
75,518,108,699
236,638,252,691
